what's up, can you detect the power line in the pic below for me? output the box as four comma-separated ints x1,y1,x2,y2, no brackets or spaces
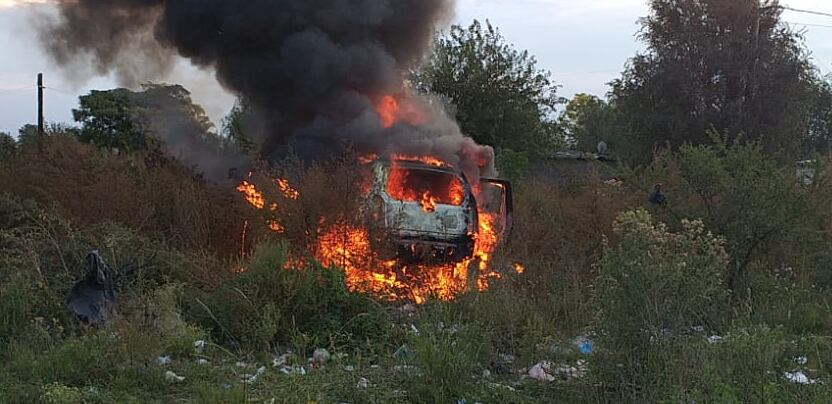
782,5,832,19
785,21,832,29
44,86,76,96
0,85,35,94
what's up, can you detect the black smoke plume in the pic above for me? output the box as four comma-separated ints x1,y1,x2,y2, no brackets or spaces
39,0,496,179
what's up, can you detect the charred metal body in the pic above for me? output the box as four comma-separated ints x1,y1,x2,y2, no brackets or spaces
365,160,478,263
364,160,513,264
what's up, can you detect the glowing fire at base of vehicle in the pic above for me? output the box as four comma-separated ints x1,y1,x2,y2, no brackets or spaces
313,212,502,303
236,178,507,303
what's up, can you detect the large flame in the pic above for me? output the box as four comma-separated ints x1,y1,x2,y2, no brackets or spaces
236,172,506,303
386,160,465,213
233,92,508,303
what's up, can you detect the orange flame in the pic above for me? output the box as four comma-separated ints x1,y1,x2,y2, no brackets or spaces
374,95,426,128
514,263,525,274
237,178,292,233
236,158,509,303
392,154,449,168
377,96,398,129
276,178,299,200
419,191,438,213
237,181,265,209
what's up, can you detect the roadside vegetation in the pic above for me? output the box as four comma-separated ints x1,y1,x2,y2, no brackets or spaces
3,1,832,402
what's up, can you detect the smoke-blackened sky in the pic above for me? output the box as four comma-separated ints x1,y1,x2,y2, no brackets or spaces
37,0,499,178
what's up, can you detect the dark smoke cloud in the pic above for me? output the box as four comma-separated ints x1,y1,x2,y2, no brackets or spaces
39,0,496,179
38,0,173,87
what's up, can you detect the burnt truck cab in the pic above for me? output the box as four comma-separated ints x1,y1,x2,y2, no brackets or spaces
364,159,512,263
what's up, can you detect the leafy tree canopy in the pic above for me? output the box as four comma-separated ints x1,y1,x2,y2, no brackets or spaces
610,0,816,163
74,84,217,154
560,94,620,153
413,20,564,157
0,132,15,160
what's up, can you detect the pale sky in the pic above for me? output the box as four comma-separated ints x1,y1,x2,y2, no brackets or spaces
2,0,832,135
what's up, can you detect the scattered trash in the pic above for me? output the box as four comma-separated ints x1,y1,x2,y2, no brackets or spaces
165,371,185,383
370,364,380,369
794,356,808,365
344,365,355,372
67,251,117,326
241,368,266,385
280,365,307,376
356,377,370,389
784,371,821,385
550,360,587,380
574,336,594,355
528,361,555,382
235,361,248,368
410,324,420,334
482,369,491,378
196,359,210,366
707,335,724,344
194,340,207,353
487,382,516,392
156,356,172,366
393,345,411,359
273,353,292,368
312,348,331,365
392,365,422,375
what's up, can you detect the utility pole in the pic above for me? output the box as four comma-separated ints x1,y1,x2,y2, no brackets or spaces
37,72,44,152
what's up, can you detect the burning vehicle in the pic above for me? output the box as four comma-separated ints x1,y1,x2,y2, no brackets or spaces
42,0,520,302
365,157,513,264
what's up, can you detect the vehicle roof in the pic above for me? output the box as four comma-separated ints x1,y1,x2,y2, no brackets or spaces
376,159,461,175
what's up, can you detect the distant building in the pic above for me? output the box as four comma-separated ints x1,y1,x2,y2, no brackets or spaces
528,150,619,186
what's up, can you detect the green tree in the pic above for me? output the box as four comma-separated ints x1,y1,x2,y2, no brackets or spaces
16,124,39,149
413,20,563,157
74,89,148,152
0,132,15,160
611,0,816,163
74,84,225,154
807,75,832,154
222,99,261,155
637,134,815,290
560,94,620,153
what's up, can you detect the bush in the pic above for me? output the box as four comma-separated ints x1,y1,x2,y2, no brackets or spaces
0,135,246,257
591,209,729,397
496,149,530,181
407,303,488,404
187,242,388,353
634,135,817,291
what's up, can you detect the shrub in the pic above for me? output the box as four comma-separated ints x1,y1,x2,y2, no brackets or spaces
496,149,530,181
187,242,388,353
407,303,488,404
634,134,817,291
0,135,246,257
591,209,729,397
